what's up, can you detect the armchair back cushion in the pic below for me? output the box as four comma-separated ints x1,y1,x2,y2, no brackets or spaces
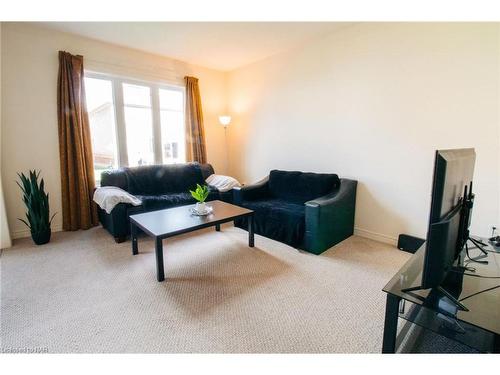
268,170,340,203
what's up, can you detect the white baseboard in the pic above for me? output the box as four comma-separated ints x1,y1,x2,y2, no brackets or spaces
11,224,63,240
354,227,397,246
11,224,397,247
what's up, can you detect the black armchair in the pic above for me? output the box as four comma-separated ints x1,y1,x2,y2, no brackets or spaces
233,170,357,254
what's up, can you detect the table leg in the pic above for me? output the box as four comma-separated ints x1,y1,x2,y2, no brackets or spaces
248,215,254,248
155,237,165,282
382,294,401,353
131,222,138,255
215,223,221,232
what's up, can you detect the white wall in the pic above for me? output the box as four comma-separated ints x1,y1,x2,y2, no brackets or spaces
0,22,12,249
3,22,499,244
228,23,500,243
1,23,228,239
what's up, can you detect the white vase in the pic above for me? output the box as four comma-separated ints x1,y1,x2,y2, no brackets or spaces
195,202,206,214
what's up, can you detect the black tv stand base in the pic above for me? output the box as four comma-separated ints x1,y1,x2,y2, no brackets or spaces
401,285,469,312
468,236,488,255
383,237,499,353
465,237,489,264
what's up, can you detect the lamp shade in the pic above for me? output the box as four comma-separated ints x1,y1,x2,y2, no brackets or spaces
219,115,231,126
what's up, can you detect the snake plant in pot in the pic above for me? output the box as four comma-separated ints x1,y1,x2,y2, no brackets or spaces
17,170,56,245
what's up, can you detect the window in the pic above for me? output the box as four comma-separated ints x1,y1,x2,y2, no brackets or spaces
85,73,186,183
84,77,118,184
159,88,185,164
122,83,154,167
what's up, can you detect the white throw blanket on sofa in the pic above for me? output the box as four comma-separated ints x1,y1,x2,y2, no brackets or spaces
206,174,241,192
93,186,142,214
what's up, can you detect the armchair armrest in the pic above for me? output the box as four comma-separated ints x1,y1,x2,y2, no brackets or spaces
304,179,357,254
233,176,270,205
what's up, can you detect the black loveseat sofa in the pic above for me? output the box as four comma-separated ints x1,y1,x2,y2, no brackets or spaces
233,170,357,255
98,163,222,242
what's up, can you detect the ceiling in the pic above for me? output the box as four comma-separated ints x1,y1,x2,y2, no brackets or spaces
40,22,351,71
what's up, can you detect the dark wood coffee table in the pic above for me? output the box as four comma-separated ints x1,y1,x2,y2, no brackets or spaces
129,200,254,282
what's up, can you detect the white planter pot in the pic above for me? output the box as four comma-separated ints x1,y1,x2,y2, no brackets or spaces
195,202,206,214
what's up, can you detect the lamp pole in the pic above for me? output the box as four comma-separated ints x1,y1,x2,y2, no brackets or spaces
224,125,229,174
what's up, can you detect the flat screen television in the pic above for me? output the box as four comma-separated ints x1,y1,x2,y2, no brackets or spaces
403,148,476,310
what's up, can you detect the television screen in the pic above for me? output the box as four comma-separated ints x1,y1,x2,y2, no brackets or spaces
428,149,475,223
421,148,475,289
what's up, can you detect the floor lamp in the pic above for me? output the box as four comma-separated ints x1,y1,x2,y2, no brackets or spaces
219,115,231,174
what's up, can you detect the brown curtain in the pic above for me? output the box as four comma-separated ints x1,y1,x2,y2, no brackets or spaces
185,76,207,163
57,51,98,231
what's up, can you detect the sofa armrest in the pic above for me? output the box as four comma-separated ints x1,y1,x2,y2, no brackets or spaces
304,178,358,254
97,202,136,241
200,163,215,180
233,176,270,205
100,168,129,190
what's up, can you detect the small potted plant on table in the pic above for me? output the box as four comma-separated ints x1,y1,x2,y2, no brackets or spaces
17,170,56,245
190,184,210,214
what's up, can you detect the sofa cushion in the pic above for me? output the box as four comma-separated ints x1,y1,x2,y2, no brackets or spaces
134,193,194,211
125,163,205,195
237,198,306,248
268,170,340,203
135,190,218,211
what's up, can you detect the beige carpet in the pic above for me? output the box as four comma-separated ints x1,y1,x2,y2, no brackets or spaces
1,225,410,353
